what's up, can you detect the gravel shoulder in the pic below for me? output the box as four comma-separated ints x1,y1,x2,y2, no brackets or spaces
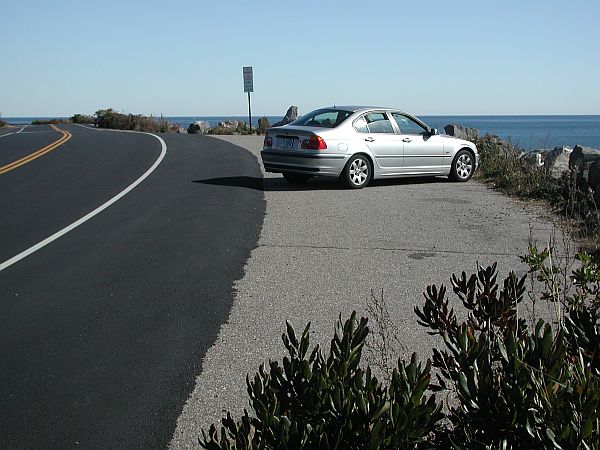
170,135,557,448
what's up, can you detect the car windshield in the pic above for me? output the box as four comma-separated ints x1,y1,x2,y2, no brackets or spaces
291,109,353,128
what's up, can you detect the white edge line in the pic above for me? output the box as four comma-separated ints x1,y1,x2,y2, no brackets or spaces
1,125,31,138
73,123,102,131
0,131,167,272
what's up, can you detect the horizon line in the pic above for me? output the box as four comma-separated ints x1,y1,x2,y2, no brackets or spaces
3,113,600,119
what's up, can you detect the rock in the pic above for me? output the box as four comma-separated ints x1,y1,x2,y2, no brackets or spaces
187,120,209,134
569,145,600,173
479,133,522,156
520,152,544,170
543,146,572,179
272,106,298,127
217,120,241,129
187,123,200,134
443,124,479,142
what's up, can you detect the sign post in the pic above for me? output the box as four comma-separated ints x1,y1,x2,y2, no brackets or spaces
243,66,254,131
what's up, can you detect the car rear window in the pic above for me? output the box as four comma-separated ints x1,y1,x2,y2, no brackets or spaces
292,109,353,128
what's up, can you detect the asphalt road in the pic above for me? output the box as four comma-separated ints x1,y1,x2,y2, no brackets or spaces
1,126,265,449
171,136,559,448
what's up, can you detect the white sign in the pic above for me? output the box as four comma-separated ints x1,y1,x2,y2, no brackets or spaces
243,66,253,92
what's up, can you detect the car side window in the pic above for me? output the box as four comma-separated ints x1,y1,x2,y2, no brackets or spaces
353,117,369,133
392,113,427,135
363,113,395,134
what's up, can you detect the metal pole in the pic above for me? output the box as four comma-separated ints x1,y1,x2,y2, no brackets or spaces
247,92,252,132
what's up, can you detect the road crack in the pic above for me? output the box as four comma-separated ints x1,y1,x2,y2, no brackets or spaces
257,242,524,258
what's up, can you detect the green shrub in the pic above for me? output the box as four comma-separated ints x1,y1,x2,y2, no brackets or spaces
416,254,599,448
201,247,600,449
258,117,270,135
475,135,561,200
31,118,68,125
94,108,179,133
208,122,254,136
71,113,95,124
200,313,443,449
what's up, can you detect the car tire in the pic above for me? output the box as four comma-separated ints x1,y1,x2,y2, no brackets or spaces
449,149,475,182
282,172,312,184
343,155,372,189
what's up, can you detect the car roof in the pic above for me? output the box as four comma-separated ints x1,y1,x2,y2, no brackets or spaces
320,106,413,115
323,105,389,112
295,106,432,131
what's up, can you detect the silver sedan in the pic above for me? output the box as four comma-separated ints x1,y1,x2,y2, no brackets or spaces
261,106,479,188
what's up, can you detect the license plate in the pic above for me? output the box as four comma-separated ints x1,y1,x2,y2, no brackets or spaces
279,136,296,150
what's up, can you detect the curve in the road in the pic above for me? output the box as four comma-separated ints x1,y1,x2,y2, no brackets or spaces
0,125,71,174
0,131,167,272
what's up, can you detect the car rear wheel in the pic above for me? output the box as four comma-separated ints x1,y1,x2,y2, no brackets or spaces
449,150,474,182
282,172,312,184
343,155,372,189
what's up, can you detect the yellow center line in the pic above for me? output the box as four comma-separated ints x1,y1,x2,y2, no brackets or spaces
0,125,72,174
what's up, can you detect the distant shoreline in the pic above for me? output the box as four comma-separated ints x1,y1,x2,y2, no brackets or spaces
5,115,599,150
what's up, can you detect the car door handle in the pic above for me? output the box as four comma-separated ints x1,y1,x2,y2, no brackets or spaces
365,137,375,142
402,138,412,143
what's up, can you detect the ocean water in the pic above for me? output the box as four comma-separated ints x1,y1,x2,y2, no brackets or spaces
421,115,600,151
4,115,599,151
163,115,600,151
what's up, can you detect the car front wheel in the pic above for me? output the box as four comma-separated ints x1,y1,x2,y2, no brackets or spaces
449,150,475,182
343,155,372,189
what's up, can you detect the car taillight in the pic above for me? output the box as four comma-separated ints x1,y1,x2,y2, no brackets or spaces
301,135,327,150
264,134,272,148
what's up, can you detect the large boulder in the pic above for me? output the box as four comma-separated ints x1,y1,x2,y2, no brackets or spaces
520,151,544,170
187,120,209,134
569,146,600,204
479,133,522,157
217,120,242,129
272,106,298,127
443,124,479,142
543,146,572,179
569,145,600,173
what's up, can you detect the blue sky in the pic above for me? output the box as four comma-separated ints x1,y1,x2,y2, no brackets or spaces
2,0,599,117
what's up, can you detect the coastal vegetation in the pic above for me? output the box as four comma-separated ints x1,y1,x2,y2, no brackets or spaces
0,114,5,127
199,245,600,449
71,113,95,124
94,108,180,133
31,118,69,125
258,117,271,135
17,111,272,135
473,133,600,254
208,121,255,136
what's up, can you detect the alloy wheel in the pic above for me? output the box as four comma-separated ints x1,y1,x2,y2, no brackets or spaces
456,153,473,179
349,158,369,186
